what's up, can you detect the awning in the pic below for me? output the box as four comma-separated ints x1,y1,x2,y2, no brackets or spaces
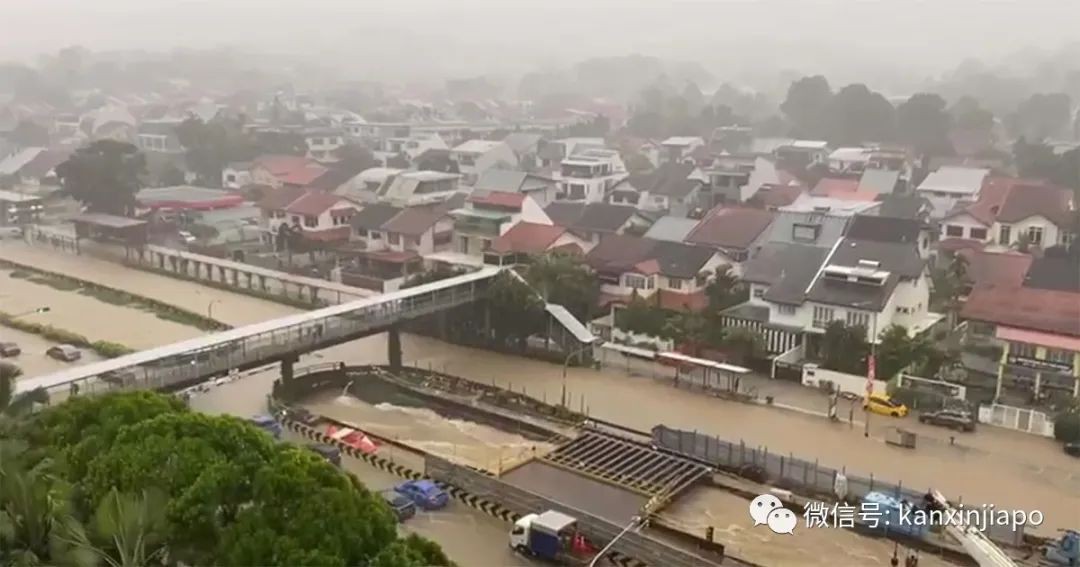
546,303,596,344
602,342,657,360
996,325,1080,352
657,351,750,374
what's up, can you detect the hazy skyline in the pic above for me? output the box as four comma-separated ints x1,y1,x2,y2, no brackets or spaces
2,0,1077,84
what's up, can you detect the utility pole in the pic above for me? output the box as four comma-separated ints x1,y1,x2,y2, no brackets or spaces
864,312,877,438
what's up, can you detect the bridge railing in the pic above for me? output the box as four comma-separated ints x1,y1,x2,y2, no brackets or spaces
35,276,490,398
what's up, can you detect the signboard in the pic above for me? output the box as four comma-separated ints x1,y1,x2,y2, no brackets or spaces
1007,356,1073,374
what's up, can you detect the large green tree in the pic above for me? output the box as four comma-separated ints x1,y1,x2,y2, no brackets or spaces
705,265,745,312
825,84,896,145
485,272,545,348
820,321,870,375
896,93,953,156
780,75,833,139
1011,92,1072,141
55,141,146,215
524,253,600,322
1,362,48,422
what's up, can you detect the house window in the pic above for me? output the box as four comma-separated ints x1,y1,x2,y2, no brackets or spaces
969,227,987,240
945,225,964,238
1046,348,1072,365
356,228,368,238
482,238,492,251
226,174,236,183
752,286,764,298
303,216,317,228
274,211,286,219
778,304,796,316
1027,227,1043,246
625,275,653,290
1011,342,1037,359
370,231,382,240
291,215,301,225
695,273,708,287
388,233,401,245
846,311,870,329
669,278,684,291
999,225,1011,245
812,305,834,329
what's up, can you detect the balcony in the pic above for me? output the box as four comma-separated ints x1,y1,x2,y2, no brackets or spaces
452,209,509,237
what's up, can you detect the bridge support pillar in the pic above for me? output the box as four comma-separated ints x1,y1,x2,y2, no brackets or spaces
218,266,226,282
281,355,298,382
258,275,267,291
310,286,319,303
388,326,402,370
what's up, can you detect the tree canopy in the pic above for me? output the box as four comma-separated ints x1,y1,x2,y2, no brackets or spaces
175,118,308,186
523,253,600,322
780,75,833,139
1010,92,1072,141
2,391,452,567
896,93,953,156
55,140,146,215
820,321,870,375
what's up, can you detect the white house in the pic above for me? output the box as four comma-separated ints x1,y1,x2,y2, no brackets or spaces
939,177,1075,251
556,148,626,203
449,139,518,184
259,188,358,245
376,171,463,207
916,166,990,219
608,161,706,214
659,136,705,164
730,236,939,353
450,190,552,257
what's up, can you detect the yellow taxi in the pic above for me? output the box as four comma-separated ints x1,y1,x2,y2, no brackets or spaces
863,393,909,417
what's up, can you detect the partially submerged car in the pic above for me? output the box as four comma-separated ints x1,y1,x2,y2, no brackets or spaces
918,408,976,432
46,344,82,362
0,341,21,357
381,490,417,522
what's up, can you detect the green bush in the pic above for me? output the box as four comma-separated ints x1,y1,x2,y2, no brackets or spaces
0,310,91,346
90,340,135,358
27,274,83,291
8,270,31,279
1054,406,1080,443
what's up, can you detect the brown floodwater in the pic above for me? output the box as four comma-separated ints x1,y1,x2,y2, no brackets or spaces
9,242,1077,541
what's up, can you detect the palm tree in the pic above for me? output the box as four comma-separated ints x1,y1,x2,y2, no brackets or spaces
57,488,169,567
1,362,49,419
705,266,744,312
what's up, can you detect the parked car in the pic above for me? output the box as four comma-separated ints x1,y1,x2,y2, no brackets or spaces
918,409,976,432
381,490,417,522
178,230,196,243
0,342,21,357
394,479,449,510
46,344,82,362
305,443,342,467
1064,442,1080,458
249,415,282,440
863,393,909,417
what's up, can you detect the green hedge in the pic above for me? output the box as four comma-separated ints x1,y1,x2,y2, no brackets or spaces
0,310,134,358
0,258,231,332
127,262,327,310
1055,409,1080,443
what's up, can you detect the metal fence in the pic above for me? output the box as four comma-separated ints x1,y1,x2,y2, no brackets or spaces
425,456,724,567
651,425,1025,546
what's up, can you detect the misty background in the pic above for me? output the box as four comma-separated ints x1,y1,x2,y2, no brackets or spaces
2,0,1078,95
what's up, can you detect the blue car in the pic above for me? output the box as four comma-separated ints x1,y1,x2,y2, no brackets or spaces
250,415,282,440
394,480,449,510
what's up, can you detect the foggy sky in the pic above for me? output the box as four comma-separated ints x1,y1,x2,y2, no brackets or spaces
2,0,1076,81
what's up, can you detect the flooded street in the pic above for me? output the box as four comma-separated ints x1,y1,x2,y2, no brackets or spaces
8,242,1078,538
303,390,554,472
663,486,954,567
2,268,204,348
0,325,104,377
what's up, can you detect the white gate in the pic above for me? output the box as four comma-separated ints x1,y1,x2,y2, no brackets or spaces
977,404,1055,438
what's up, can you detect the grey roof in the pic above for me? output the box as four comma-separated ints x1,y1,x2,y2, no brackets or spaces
845,215,920,245
502,132,543,155
875,194,930,220
756,245,831,305
473,169,555,194
619,162,703,199
804,238,924,311
643,216,699,242
351,203,402,230
858,169,900,195
763,210,850,247
545,202,639,233
1024,255,1080,293
585,234,715,279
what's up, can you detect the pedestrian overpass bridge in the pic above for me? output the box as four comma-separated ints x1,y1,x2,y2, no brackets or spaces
17,266,595,397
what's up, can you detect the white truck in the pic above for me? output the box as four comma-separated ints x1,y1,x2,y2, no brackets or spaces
510,510,593,564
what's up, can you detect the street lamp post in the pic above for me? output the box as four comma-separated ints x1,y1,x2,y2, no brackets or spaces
562,341,595,408
587,516,643,567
